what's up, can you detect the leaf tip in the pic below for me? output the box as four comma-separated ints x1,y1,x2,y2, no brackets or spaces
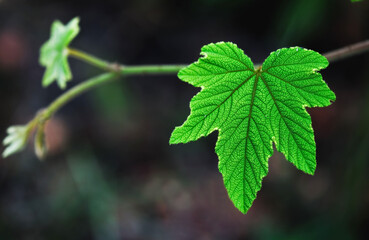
68,16,81,35
169,128,181,145
299,160,316,175
168,136,176,145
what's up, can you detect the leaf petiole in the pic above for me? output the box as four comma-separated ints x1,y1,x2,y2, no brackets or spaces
67,47,187,75
67,48,113,71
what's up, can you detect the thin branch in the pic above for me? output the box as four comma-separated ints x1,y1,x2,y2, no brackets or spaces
41,72,119,120
32,40,369,125
323,40,369,63
67,48,114,71
68,47,187,75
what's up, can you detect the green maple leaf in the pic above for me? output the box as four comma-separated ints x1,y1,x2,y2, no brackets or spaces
170,42,336,214
40,17,80,89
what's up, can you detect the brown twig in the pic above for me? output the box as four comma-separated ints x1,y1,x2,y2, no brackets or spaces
324,40,369,63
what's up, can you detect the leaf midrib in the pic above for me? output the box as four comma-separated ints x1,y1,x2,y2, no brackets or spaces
259,73,314,173
242,74,259,212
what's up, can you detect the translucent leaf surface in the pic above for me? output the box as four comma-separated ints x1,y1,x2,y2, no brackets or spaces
2,125,30,158
39,17,80,89
170,42,336,213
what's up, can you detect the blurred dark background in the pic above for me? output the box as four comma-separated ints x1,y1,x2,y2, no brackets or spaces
0,0,369,239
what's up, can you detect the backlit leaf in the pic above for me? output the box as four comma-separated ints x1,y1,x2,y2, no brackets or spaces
170,42,335,213
40,17,80,89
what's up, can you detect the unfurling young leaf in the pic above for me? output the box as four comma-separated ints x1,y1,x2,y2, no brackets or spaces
170,42,336,214
40,17,80,89
2,119,48,159
2,125,31,158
